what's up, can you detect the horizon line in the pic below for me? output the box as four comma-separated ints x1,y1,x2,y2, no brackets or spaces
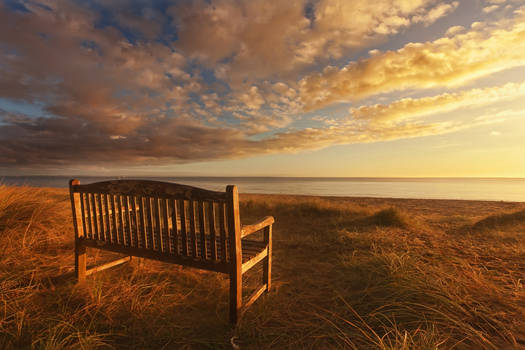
3,175,525,180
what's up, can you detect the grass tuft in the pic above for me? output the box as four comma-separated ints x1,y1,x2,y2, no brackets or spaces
470,208,525,231
366,207,409,228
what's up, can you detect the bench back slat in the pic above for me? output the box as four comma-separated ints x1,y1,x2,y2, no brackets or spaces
103,194,111,242
169,199,178,255
84,193,92,239
115,195,123,245
208,202,217,260
90,194,97,239
120,196,127,244
219,202,228,262
161,198,169,253
123,196,129,244
109,194,117,244
198,201,206,259
144,197,152,249
90,194,99,240
138,197,146,248
97,194,103,241
179,199,188,255
188,200,197,257
127,196,134,246
79,192,88,239
70,179,238,265
152,197,161,251
130,196,138,247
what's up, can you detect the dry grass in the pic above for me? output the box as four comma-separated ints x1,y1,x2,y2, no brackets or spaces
470,209,525,231
0,186,524,349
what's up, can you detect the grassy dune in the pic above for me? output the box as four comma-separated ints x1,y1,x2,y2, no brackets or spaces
1,185,524,349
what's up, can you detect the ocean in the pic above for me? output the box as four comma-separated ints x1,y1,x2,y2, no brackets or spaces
2,176,525,202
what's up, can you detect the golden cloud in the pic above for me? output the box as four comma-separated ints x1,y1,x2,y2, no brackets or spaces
0,0,522,169
171,0,456,81
350,82,525,124
299,7,525,110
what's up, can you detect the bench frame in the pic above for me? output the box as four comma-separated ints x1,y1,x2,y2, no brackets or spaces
69,179,273,323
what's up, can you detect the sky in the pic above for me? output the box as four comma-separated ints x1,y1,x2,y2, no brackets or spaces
0,0,524,177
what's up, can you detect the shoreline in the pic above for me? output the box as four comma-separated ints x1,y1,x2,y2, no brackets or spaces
3,177,525,203
243,192,525,204
2,183,525,204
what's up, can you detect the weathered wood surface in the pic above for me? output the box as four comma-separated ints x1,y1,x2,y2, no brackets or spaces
227,185,243,323
69,179,274,324
263,225,272,291
241,216,275,238
78,234,266,263
85,256,131,276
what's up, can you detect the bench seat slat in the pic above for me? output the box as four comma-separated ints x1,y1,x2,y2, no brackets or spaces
81,234,265,264
80,239,231,274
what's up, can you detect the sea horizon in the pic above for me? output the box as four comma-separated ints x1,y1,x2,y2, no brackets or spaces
3,175,525,202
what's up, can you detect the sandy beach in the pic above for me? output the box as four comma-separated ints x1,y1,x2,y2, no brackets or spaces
1,185,524,349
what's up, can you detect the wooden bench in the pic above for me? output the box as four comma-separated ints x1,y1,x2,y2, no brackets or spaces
68,179,274,323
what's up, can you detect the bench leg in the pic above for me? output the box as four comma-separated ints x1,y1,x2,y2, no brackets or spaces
230,267,242,324
75,244,87,283
263,226,272,292
263,257,271,292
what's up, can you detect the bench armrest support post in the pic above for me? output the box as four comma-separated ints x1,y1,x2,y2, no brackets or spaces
241,216,275,238
263,224,272,291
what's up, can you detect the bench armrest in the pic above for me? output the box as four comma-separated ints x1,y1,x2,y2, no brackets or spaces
241,216,274,238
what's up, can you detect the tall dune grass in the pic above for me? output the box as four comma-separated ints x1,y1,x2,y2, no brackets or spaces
0,186,524,349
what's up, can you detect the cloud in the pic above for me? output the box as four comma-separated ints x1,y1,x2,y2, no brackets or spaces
298,7,525,110
483,5,500,13
0,0,520,170
350,82,525,124
412,1,459,26
0,1,201,134
170,0,457,80
238,86,265,110
4,77,519,168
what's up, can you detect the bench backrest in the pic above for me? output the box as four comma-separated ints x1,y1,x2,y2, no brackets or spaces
69,179,241,267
